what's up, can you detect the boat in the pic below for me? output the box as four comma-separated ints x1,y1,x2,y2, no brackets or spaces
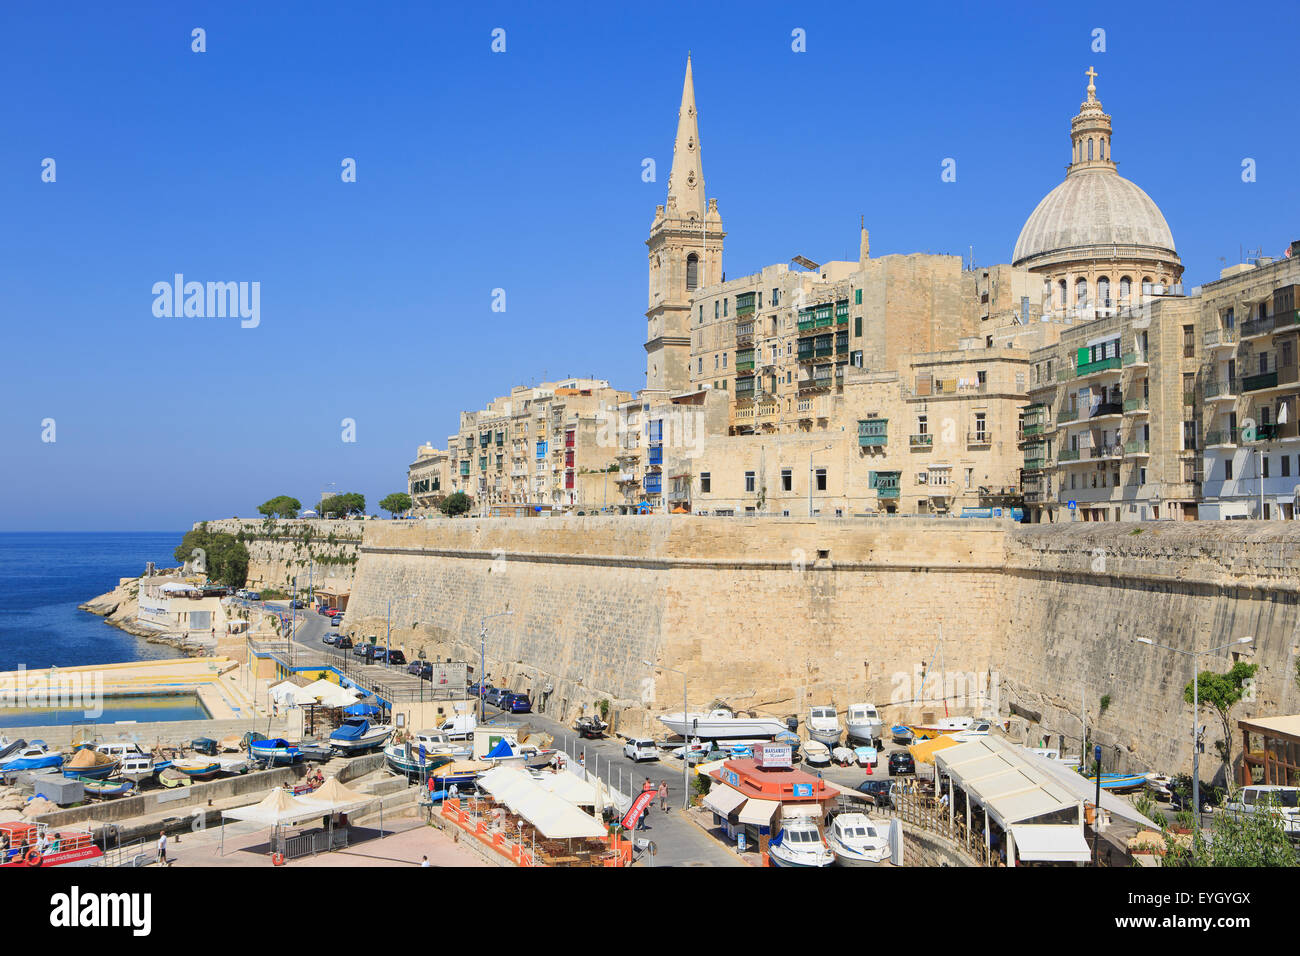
854,745,878,768
61,748,118,780
950,720,994,742
80,778,135,799
0,738,25,763
0,741,64,773
296,741,334,763
825,811,889,866
520,745,557,770
906,716,976,740
214,754,250,775
774,731,802,757
768,817,834,868
328,718,394,754
93,741,158,777
846,703,884,745
0,823,103,867
158,768,192,788
723,744,754,759
573,715,608,739
890,725,915,744
801,740,831,767
657,708,791,741
806,706,842,748
1079,771,1148,793
428,760,492,791
171,758,222,779
671,739,712,762
385,742,455,780
831,746,857,767
412,730,472,761
249,738,302,766
1144,773,1173,800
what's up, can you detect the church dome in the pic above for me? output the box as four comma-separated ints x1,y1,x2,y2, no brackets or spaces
1012,67,1178,272
1012,168,1176,267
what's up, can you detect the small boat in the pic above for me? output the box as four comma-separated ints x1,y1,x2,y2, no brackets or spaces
774,731,802,757
802,740,831,767
171,758,222,779
248,738,302,766
385,742,455,780
158,768,192,788
854,745,878,768
845,703,884,745
93,741,158,777
831,746,856,766
657,708,791,741
428,760,492,791
0,741,64,773
950,720,994,742
214,754,250,775
328,718,394,754
61,749,118,780
906,716,976,740
0,738,26,763
1144,773,1173,800
723,744,754,759
826,811,890,866
807,706,842,749
573,715,608,739
891,725,915,744
521,746,556,770
411,730,472,762
768,817,834,868
671,738,712,762
1079,771,1148,793
81,778,135,799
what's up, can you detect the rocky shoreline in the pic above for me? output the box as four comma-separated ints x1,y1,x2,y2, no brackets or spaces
78,572,204,657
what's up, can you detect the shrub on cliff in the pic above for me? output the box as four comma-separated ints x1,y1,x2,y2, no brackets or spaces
173,524,250,587
439,492,472,517
380,493,413,517
258,495,302,518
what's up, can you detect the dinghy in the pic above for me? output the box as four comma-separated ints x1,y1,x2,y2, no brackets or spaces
802,740,831,767
81,778,135,799
61,748,118,780
831,746,857,766
248,738,302,766
171,758,221,779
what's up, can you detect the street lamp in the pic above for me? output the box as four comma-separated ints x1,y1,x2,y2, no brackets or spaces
1136,635,1253,829
645,660,689,811
809,443,833,517
479,611,514,723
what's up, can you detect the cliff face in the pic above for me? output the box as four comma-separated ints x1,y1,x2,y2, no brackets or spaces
199,519,361,593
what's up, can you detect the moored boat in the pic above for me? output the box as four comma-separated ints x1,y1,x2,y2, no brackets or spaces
768,817,834,868
1078,771,1148,793
81,778,135,799
807,706,842,749
657,708,790,741
329,718,394,754
845,703,884,745
171,758,222,779
385,742,455,780
61,748,118,780
93,741,158,777
0,741,63,773
248,738,302,766
825,811,889,866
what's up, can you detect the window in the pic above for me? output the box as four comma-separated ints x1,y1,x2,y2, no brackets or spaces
815,468,827,491
714,300,719,319
723,298,729,317
1120,276,1131,302
771,288,779,306
700,472,711,493
1263,456,1270,479
1183,421,1198,451
1284,456,1292,478
1139,467,1147,484
698,357,703,373
686,253,699,291
1183,325,1195,358
722,353,727,368
781,468,792,491
744,471,756,493
1225,459,1233,481
854,316,862,337
851,350,864,367
698,304,703,323
974,412,987,440
1076,277,1088,306
714,355,718,370
855,289,862,305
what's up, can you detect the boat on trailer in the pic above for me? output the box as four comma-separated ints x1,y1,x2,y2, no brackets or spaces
806,706,842,749
825,811,889,866
329,718,394,754
657,708,790,741
768,817,834,868
0,741,63,773
248,738,302,766
845,703,884,744
385,742,455,780
61,748,118,781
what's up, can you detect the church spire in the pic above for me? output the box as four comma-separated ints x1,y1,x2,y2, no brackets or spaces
666,55,706,220
1067,65,1116,175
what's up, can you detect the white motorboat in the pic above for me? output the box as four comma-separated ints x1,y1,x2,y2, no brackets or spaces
854,744,878,768
845,703,884,744
93,741,157,777
413,730,473,761
1144,773,1173,799
657,708,790,741
806,705,842,748
768,817,834,868
328,718,395,754
826,812,889,866
802,740,831,767
950,720,993,742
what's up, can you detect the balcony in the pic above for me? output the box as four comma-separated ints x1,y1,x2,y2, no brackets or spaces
1202,379,1238,402
1023,422,1043,437
1203,327,1236,349
735,323,754,344
966,432,991,448
1024,457,1046,472
1243,371,1278,392
1123,396,1149,414
1123,439,1150,457
910,433,934,448
648,446,663,465
1090,401,1123,419
735,360,755,372
1057,408,1079,425
858,419,888,447
1205,429,1235,448
1122,351,1149,368
1077,355,1122,378
1059,449,1081,462
877,486,900,500
1089,444,1122,460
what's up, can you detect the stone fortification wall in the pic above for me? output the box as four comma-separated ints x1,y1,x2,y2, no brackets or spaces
201,518,361,593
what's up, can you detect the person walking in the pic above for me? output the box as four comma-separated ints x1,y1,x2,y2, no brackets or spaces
421,855,430,867
658,780,669,812
157,830,168,865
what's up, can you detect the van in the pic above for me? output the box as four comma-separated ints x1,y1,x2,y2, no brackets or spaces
439,714,478,740
624,738,658,762
1225,785,1300,837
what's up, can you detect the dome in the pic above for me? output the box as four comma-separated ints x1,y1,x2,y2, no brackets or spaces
1012,168,1176,267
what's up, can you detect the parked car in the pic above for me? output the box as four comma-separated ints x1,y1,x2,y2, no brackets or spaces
624,738,658,762
856,779,895,809
439,714,477,740
482,687,504,708
352,642,371,658
408,662,433,679
502,693,532,713
322,633,337,645
1224,785,1294,828
335,636,353,650
385,650,407,666
247,591,262,601
316,605,329,615
330,615,343,628
888,751,916,776
468,682,491,698
290,599,306,609
325,607,340,617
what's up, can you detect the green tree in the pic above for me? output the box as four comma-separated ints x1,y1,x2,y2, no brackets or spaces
317,492,365,517
257,495,302,518
379,493,413,517
173,523,250,587
1162,795,1298,867
1184,661,1257,785
439,491,473,517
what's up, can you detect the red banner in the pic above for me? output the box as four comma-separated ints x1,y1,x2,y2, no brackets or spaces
620,788,656,830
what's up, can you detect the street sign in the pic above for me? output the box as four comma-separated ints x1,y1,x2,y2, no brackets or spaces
1067,500,1077,510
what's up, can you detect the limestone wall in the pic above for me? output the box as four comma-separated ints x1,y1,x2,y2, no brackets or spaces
201,518,361,593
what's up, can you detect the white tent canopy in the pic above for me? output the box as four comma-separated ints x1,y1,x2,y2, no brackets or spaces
295,776,375,816
298,679,363,708
1016,747,1162,831
222,787,326,827
534,771,598,806
935,737,1081,830
1010,824,1092,862
269,681,319,706
478,767,606,840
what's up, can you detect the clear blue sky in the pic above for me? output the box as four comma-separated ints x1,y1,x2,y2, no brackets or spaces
2,1,1295,531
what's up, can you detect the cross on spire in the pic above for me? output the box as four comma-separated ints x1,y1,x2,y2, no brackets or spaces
1085,65,1098,98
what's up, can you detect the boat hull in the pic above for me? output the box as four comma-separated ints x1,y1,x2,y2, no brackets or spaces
808,728,842,749
768,848,834,868
846,722,883,744
657,714,790,740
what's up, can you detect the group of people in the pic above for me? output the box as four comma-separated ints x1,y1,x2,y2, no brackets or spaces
635,778,670,830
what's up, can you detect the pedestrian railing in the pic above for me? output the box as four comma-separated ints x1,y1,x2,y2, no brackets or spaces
887,791,993,867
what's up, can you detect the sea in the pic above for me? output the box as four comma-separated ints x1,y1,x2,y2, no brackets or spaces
0,532,187,672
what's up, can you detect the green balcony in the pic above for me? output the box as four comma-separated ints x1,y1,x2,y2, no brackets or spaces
1059,449,1081,462
797,318,817,333
1243,371,1278,392
1124,439,1149,456
910,433,933,447
1057,408,1079,424
1023,423,1043,437
877,486,900,500
1123,397,1149,413
1024,457,1046,471
858,419,888,447
1077,355,1122,377
735,361,755,372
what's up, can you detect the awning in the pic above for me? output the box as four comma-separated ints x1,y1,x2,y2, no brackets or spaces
909,734,961,764
1010,824,1092,862
702,783,747,817
737,797,779,826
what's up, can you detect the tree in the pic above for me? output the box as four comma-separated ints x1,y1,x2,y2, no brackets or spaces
379,493,412,517
1184,661,1257,785
257,495,301,518
439,492,473,517
317,492,365,517
173,523,250,587
1162,795,1298,867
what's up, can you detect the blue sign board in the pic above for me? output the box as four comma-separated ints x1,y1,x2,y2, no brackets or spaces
723,769,739,788
1067,500,1077,510
792,783,814,797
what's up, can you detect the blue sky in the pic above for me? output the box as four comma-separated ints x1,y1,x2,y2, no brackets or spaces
2,1,1296,531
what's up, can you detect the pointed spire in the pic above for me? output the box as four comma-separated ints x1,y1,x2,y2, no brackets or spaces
666,55,706,220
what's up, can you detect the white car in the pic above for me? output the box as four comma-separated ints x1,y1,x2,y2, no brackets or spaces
624,738,659,762
1224,785,1300,836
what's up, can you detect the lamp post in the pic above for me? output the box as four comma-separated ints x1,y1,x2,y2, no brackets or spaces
809,443,833,517
479,611,514,724
645,660,688,810
1135,635,1253,832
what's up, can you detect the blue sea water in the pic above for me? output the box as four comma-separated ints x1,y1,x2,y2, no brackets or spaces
0,532,187,671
